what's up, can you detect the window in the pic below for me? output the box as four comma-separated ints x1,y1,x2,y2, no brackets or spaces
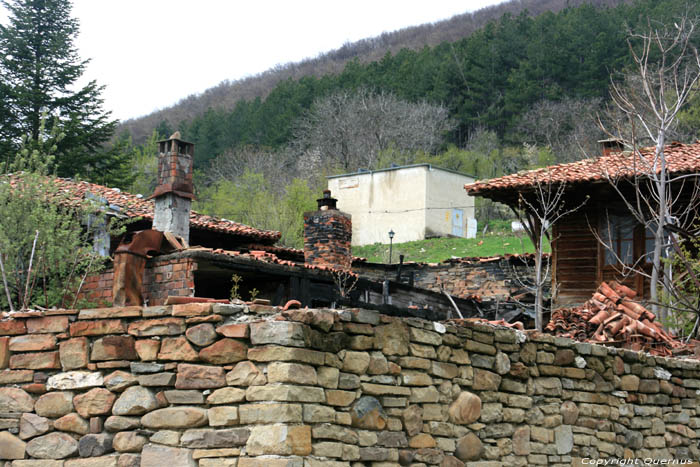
601,214,636,265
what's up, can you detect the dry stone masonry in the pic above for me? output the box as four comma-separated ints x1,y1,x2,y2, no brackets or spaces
0,303,697,466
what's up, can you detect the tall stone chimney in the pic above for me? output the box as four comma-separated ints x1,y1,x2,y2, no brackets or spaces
303,190,352,271
150,131,194,243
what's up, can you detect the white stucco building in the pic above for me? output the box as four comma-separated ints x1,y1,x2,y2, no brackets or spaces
327,164,476,246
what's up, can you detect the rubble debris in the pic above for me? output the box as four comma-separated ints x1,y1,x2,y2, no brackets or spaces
545,281,686,356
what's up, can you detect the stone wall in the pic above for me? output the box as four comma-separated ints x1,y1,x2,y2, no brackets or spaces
0,304,697,466
81,257,196,307
355,255,548,307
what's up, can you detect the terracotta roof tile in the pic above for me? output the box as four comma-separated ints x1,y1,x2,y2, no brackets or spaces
465,141,700,197
5,174,281,242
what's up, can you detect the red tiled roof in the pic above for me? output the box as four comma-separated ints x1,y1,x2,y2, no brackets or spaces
465,141,700,198
6,174,281,243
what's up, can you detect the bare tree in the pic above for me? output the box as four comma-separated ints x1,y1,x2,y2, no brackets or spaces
518,97,606,162
599,15,700,319
291,89,453,172
511,171,588,331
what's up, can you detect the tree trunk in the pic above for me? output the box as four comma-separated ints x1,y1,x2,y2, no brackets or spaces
650,131,667,319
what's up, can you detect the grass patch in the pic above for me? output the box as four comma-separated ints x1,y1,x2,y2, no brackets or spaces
352,232,549,264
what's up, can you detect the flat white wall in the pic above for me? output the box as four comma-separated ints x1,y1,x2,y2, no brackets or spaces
425,168,475,239
328,165,475,246
328,166,427,246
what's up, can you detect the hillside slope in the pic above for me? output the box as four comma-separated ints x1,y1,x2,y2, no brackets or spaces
119,0,627,143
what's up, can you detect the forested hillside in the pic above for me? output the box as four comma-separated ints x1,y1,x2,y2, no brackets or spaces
119,0,629,144
113,0,700,248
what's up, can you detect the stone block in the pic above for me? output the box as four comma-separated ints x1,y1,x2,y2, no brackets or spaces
90,336,137,361
245,384,325,403
207,406,238,426
112,386,157,416
374,321,410,356
0,319,26,335
448,391,481,425
172,303,212,317
25,432,78,459
246,424,311,456
127,318,185,336
0,387,34,413
180,428,249,448
247,345,325,365
9,334,56,352
70,319,124,336
141,407,208,429
78,433,114,457
10,351,60,370
60,337,88,370
175,364,225,389
249,321,306,347
350,396,387,430
104,371,137,392
46,371,103,390
54,413,89,435
268,362,317,385
216,323,249,338
325,389,357,406
199,339,247,365
134,339,159,361
0,431,26,459
27,316,69,334
238,403,302,424
140,444,195,467
157,336,198,361
226,361,266,387
35,391,73,417
73,388,116,418
206,387,246,405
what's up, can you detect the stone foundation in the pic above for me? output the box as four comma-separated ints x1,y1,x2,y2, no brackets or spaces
0,304,697,466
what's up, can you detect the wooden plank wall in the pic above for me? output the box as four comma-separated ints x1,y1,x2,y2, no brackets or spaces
552,207,599,306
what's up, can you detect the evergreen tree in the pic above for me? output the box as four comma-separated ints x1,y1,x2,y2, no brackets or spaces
0,0,116,178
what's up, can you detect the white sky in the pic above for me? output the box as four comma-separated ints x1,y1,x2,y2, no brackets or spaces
1,1,504,121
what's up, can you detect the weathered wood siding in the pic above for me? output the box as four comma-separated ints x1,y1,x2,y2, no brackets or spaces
552,207,599,306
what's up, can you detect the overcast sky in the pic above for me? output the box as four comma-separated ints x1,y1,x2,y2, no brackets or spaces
1,1,504,121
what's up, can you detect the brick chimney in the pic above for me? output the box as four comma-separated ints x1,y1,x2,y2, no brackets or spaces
598,138,624,157
303,190,352,271
150,131,194,243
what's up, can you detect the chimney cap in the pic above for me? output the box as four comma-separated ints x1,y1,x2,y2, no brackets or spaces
316,190,338,210
157,130,193,145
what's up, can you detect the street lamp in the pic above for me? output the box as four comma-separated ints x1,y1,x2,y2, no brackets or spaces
388,229,395,264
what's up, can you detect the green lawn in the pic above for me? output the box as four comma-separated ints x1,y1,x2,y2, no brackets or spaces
352,232,549,264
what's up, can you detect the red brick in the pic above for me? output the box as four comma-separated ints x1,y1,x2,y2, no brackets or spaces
26,316,69,333
10,351,60,369
0,320,26,335
70,319,126,336
216,323,249,338
9,334,57,351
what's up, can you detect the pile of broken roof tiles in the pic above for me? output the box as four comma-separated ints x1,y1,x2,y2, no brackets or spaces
546,281,687,357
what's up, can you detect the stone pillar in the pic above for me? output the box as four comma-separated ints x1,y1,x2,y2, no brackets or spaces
303,190,352,271
150,131,194,243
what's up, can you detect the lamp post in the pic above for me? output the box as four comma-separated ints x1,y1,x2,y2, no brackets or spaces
388,229,395,264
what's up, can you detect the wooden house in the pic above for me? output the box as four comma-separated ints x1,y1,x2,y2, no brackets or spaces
465,141,700,307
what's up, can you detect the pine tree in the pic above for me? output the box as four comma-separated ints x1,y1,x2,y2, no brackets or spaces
0,0,116,177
